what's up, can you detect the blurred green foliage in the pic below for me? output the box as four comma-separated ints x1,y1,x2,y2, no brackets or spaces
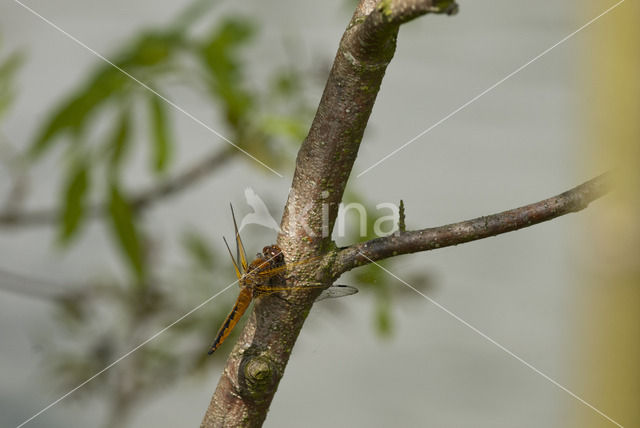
0,39,23,120
200,18,255,127
107,109,131,170
108,181,146,281
25,3,313,276
58,158,89,243
148,93,172,173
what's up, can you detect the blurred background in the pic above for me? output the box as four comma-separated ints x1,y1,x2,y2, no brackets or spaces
0,0,637,427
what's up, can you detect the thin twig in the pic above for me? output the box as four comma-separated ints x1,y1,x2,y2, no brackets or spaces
0,267,67,300
331,173,610,277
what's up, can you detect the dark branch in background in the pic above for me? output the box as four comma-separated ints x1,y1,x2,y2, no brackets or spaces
131,147,234,211
332,173,610,277
0,267,67,301
0,147,233,226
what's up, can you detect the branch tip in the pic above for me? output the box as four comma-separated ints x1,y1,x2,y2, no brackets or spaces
398,199,406,232
332,173,610,277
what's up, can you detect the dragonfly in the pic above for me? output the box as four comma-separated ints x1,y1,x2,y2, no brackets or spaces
207,206,358,355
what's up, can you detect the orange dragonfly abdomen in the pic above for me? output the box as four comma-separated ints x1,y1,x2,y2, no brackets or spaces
208,287,252,354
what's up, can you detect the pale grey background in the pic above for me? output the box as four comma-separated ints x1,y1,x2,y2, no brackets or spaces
0,0,614,427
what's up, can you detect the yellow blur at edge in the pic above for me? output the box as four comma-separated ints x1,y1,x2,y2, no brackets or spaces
575,1,640,426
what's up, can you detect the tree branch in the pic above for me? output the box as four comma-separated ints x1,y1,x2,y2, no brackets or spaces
202,1,458,426
331,173,610,277
278,0,458,260
0,147,233,226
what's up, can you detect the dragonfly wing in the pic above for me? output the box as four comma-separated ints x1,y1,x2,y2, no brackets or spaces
222,236,242,279
208,288,252,354
230,204,248,272
315,284,359,302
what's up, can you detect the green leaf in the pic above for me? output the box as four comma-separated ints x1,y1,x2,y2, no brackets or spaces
58,160,90,244
0,50,24,119
374,290,393,337
30,67,128,158
30,96,82,157
108,110,131,169
128,33,173,67
107,182,145,279
148,95,172,173
200,18,256,125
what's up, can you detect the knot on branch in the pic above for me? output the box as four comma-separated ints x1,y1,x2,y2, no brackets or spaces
239,354,280,400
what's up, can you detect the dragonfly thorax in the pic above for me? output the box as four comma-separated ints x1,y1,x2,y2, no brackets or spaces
240,245,285,292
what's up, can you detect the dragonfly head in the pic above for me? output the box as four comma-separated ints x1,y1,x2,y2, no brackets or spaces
245,246,283,273
262,245,284,266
